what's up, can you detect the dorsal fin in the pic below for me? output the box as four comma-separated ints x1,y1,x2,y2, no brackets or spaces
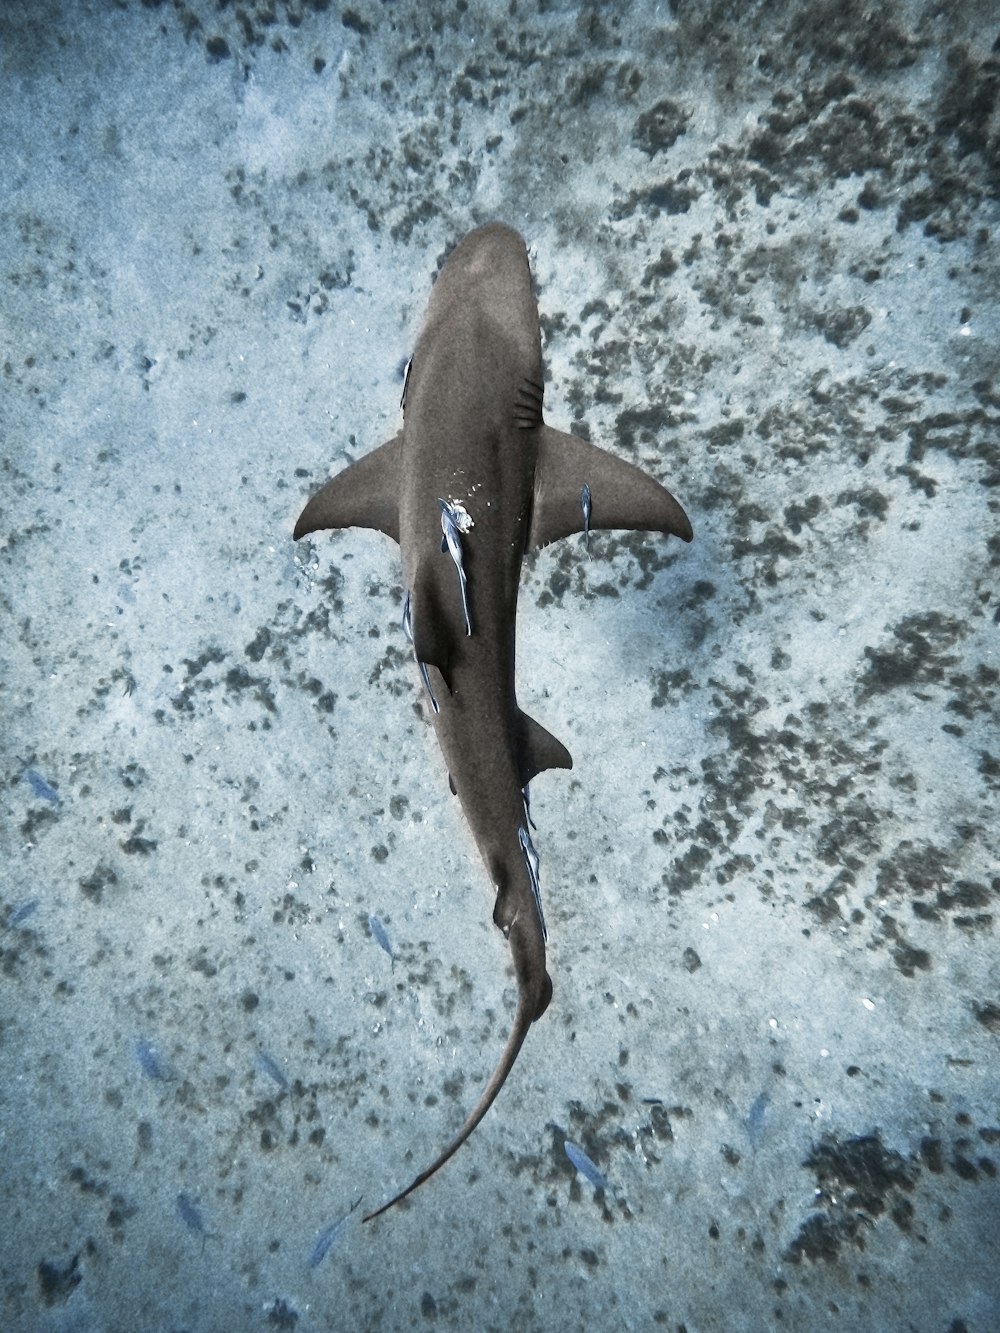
293,434,402,542
516,710,573,787
529,424,692,550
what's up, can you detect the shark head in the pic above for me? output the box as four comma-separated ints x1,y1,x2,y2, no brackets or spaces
427,223,536,334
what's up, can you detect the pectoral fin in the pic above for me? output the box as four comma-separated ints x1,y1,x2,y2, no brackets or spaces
529,424,692,549
293,433,402,542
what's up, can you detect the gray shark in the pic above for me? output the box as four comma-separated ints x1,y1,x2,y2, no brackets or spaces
293,223,692,1219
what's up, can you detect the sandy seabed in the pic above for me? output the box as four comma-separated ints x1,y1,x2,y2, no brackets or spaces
2,3,998,1330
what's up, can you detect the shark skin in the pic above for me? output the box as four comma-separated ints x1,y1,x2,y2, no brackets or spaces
293,223,692,1220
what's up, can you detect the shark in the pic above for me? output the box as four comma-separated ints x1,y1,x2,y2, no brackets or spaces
293,222,692,1220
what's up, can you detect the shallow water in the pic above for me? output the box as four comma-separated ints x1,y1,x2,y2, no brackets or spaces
2,3,998,1330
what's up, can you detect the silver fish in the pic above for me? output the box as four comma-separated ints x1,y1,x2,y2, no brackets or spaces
564,1139,606,1191
256,1050,289,1091
7,900,39,929
23,767,59,803
438,498,473,636
521,783,537,831
402,591,439,713
134,1037,170,1081
580,482,592,548
176,1191,207,1238
368,913,394,968
746,1091,770,1147
309,1196,363,1269
518,825,545,941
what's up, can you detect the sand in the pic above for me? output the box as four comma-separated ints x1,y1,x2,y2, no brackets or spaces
2,2,998,1329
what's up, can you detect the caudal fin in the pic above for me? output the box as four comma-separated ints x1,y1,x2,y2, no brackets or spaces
362,984,537,1223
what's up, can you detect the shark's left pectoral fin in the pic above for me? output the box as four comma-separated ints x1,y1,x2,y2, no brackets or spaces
517,710,573,787
529,424,692,550
293,433,402,542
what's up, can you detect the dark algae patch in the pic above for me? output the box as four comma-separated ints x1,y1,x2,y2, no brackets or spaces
859,612,966,697
786,1133,917,1262
37,1253,81,1307
785,1114,1000,1269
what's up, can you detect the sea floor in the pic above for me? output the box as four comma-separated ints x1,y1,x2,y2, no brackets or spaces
2,2,998,1330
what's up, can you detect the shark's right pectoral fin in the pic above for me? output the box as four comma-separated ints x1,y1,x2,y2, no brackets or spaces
517,710,573,787
529,424,692,550
293,433,402,542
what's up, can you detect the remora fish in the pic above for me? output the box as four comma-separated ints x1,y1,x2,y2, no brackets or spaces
293,223,692,1219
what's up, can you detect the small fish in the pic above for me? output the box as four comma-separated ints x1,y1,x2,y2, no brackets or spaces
746,1091,769,1146
368,913,394,968
438,497,473,635
308,1195,363,1269
564,1140,606,1192
400,356,412,411
6,899,40,929
521,783,537,831
176,1191,207,1240
580,482,592,548
402,592,439,713
256,1050,289,1091
23,767,60,804
518,825,545,940
134,1037,170,1081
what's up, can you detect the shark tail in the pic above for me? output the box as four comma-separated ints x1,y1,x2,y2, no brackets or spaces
363,933,546,1223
